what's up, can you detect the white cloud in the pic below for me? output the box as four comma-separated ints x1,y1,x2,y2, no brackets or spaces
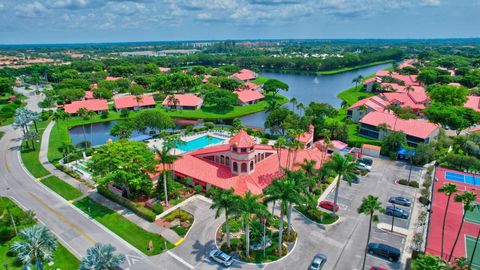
15,1,48,17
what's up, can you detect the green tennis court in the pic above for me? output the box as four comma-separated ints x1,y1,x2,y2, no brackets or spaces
465,203,480,225
466,236,480,269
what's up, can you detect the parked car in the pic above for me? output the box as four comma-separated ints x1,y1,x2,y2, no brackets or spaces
309,253,327,270
388,196,411,207
356,157,373,171
385,206,409,219
209,248,234,267
368,243,400,262
319,201,340,212
343,175,360,184
370,266,387,270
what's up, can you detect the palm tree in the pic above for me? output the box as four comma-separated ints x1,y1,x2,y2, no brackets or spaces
210,188,240,249
59,143,76,159
352,75,364,90
80,243,126,270
289,97,297,112
10,225,57,270
319,128,332,165
153,145,179,206
405,85,414,94
264,177,300,254
274,137,287,172
52,110,67,131
358,195,383,270
448,191,477,262
238,192,266,257
438,183,458,258
296,102,305,115
324,154,358,216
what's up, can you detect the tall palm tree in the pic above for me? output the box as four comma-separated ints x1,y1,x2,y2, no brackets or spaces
438,183,458,258
59,143,76,159
210,188,240,249
264,177,300,254
324,154,358,216
289,97,297,112
238,192,266,257
352,75,364,90
274,137,287,172
358,195,383,270
448,191,477,262
296,102,305,115
80,243,126,270
153,145,179,206
10,225,57,270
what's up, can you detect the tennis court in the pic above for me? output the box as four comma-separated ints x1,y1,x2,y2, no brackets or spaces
466,236,480,270
445,171,480,185
466,203,480,225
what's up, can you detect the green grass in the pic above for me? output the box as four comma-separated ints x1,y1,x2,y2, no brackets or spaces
0,131,4,140
317,60,395,75
252,76,270,84
336,85,375,107
40,176,83,201
74,197,173,255
20,120,52,178
0,197,80,270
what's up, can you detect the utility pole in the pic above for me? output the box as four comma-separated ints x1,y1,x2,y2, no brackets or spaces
391,203,396,233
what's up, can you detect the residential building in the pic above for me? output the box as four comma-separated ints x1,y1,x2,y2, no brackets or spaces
347,96,390,122
465,95,480,112
235,89,265,105
230,69,257,82
161,94,203,110
113,95,156,111
359,111,439,146
84,91,94,100
363,77,377,92
63,99,109,115
297,125,315,148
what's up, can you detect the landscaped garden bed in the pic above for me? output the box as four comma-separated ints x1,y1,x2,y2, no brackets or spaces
295,205,339,225
396,178,420,188
156,209,194,237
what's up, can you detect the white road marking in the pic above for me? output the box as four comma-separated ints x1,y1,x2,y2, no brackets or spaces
125,254,143,266
167,250,195,269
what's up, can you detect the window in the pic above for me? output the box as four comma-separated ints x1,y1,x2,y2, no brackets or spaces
233,162,238,172
220,155,224,164
225,156,230,166
250,161,254,170
241,148,247,153
241,163,247,172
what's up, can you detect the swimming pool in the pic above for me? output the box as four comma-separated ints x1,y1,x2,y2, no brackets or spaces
177,135,225,152
445,171,480,185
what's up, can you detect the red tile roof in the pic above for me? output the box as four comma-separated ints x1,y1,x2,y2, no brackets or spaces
465,96,480,112
298,124,314,145
360,111,438,139
229,130,256,148
245,82,262,91
64,99,108,114
84,91,94,100
348,96,389,112
364,77,377,84
398,59,417,69
106,76,120,81
234,90,265,103
113,95,155,109
89,83,98,89
380,92,425,110
231,69,256,81
161,94,203,107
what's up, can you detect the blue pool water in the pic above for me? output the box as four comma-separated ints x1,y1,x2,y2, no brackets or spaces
177,135,225,152
445,171,480,185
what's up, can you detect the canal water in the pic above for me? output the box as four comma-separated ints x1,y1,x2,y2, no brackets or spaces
69,62,392,145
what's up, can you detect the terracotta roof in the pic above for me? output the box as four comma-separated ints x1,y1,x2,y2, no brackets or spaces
161,94,203,107
360,111,439,139
231,69,256,81
298,124,314,145
159,67,171,73
315,139,348,150
364,77,377,84
114,95,155,109
380,92,425,110
465,96,480,112
448,82,462,87
348,96,389,112
89,83,98,89
245,82,262,90
106,76,120,81
229,130,256,148
64,99,108,114
234,90,265,103
362,144,381,150
84,91,94,100
398,59,417,69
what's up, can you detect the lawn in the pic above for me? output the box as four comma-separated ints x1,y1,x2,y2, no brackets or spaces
41,176,83,201
0,131,4,139
252,76,270,84
74,197,174,255
20,119,52,178
0,197,80,270
317,60,395,75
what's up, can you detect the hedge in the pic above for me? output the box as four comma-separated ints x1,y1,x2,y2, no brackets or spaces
97,185,156,222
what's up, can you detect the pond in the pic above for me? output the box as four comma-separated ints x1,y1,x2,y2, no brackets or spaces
239,62,393,128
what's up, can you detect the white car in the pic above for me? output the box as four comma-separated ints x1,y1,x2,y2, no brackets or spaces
209,248,234,267
356,157,373,171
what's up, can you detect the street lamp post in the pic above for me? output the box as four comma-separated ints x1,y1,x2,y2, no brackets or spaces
391,203,396,233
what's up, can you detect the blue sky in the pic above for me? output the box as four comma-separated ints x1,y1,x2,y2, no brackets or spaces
0,0,478,44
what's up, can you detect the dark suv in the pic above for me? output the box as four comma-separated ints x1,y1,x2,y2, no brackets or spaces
368,243,400,262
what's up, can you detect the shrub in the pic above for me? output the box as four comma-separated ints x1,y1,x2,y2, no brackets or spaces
100,110,109,119
120,108,129,117
171,225,189,237
0,227,16,241
152,203,164,215
398,179,409,185
419,196,430,206
408,181,420,188
261,138,268,144
164,210,191,222
97,185,156,222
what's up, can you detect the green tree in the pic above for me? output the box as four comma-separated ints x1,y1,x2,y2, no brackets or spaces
438,183,458,259
263,79,288,98
93,87,113,99
324,154,357,216
203,88,238,111
352,75,363,89
133,110,174,135
88,139,156,197
80,243,125,270
358,195,383,270
238,192,267,257
425,104,480,135
428,85,469,106
411,254,448,270
448,191,477,262
153,144,179,206
110,121,133,139
231,118,244,133
58,143,76,159
0,77,14,95
381,131,407,159
210,188,240,249
58,88,85,103
10,225,57,270
265,108,291,135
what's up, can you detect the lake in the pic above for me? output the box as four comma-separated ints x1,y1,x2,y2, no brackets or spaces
69,62,392,145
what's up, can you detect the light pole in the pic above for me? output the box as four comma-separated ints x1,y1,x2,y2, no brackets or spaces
391,203,396,233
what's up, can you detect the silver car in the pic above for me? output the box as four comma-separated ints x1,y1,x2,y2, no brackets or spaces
209,248,234,267
309,253,327,270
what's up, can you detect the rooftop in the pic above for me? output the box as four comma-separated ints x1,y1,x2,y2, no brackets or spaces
465,96,480,112
348,96,389,112
64,99,108,114
229,130,256,148
234,89,265,103
113,95,155,109
231,69,256,81
161,94,203,107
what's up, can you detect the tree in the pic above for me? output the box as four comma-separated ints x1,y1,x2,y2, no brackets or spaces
428,85,469,106
231,118,244,133
238,192,267,257
133,110,174,135
210,188,240,249
0,77,14,95
263,79,288,98
110,121,133,139
274,136,287,172
80,243,126,270
203,88,238,111
358,195,383,270
417,68,438,85
10,225,57,270
289,97,298,112
438,183,458,259
448,191,477,262
58,88,85,103
265,108,291,135
88,139,156,197
153,144,179,206
324,154,357,216
381,131,407,159
58,143,76,159
352,75,363,89
93,87,113,99
425,104,480,135
411,254,449,270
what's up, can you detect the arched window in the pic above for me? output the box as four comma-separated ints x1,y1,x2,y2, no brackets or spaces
250,161,254,170
233,162,238,172
220,155,225,164
225,156,230,166
261,153,265,160
241,163,247,172
256,154,259,162
215,156,219,163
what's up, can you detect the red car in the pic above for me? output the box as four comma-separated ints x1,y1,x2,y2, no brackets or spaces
319,201,339,212
370,267,387,270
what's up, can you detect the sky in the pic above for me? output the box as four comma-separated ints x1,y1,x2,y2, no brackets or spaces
0,0,479,44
